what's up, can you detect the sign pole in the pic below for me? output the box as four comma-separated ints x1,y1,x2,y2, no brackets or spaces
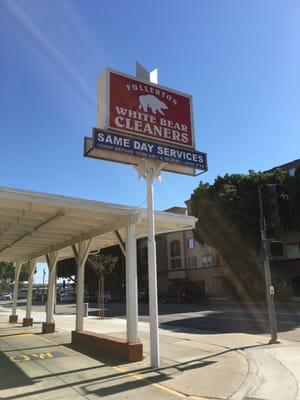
147,164,159,368
135,61,163,368
135,159,164,368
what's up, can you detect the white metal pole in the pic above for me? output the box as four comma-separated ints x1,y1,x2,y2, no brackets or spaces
135,63,161,368
26,260,36,319
12,261,22,316
126,215,138,343
147,171,160,368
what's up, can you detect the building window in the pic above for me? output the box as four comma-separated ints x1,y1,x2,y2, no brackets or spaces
187,256,197,268
286,243,300,259
289,168,296,177
170,240,181,269
202,255,213,267
171,258,182,270
187,238,195,249
170,240,181,257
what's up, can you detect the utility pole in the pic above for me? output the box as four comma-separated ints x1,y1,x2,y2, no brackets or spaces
258,184,279,344
42,268,46,290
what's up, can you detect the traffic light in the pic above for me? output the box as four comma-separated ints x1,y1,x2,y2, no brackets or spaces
264,185,280,228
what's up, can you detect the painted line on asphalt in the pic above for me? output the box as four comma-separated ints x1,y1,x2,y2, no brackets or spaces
113,365,207,400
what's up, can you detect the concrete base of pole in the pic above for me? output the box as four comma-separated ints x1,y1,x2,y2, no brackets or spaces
42,322,55,333
22,317,33,327
9,315,18,323
268,339,280,345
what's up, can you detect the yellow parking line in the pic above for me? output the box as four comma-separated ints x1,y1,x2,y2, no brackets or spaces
113,365,207,400
0,332,33,338
189,397,208,400
32,334,58,345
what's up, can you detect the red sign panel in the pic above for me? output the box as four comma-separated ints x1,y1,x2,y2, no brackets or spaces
97,69,195,149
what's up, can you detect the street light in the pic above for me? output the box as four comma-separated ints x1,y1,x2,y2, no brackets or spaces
258,184,279,344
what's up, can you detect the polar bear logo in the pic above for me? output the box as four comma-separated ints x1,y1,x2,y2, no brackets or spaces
139,95,168,115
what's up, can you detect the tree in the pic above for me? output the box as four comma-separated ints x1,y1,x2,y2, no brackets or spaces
0,261,33,294
189,169,296,301
87,253,118,318
0,262,15,294
56,246,124,302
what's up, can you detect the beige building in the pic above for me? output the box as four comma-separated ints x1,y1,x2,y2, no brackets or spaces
137,207,229,301
165,229,228,300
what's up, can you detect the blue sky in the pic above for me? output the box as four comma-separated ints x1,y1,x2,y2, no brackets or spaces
0,1,299,281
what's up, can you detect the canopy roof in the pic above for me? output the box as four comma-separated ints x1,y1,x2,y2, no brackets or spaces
0,186,196,263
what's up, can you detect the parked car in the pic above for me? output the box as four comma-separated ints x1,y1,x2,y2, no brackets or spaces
60,292,76,302
0,293,12,300
138,291,148,303
32,293,46,304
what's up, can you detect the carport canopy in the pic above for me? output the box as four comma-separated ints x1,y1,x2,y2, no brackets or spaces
0,186,196,263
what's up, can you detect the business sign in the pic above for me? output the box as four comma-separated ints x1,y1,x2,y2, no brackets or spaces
97,69,195,149
92,129,207,171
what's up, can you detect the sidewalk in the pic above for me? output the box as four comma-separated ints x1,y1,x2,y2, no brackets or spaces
0,306,300,400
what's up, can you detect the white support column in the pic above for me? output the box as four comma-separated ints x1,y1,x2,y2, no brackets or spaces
134,63,164,367
24,260,36,324
147,168,160,368
10,261,22,322
43,251,59,332
135,159,163,368
73,239,92,332
126,215,138,343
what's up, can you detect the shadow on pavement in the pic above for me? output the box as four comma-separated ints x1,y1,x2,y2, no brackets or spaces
65,342,129,366
0,352,32,389
159,310,300,335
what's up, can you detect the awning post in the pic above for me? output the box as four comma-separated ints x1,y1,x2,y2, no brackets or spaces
43,251,59,333
126,215,139,343
9,261,22,323
23,260,36,326
73,239,92,331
